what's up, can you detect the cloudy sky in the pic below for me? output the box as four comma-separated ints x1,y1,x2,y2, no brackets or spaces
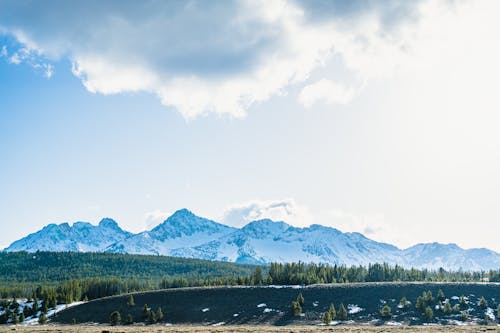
1,0,499,251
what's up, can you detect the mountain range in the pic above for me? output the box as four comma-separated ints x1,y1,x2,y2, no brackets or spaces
4,208,500,271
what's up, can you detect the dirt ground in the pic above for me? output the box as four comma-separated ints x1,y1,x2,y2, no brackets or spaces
1,325,499,333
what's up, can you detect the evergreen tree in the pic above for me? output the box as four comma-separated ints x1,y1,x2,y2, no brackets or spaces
424,306,433,322
443,301,452,314
297,293,305,306
291,301,302,317
71,318,76,325
12,312,19,324
38,313,47,324
437,289,445,302
337,303,348,321
380,305,391,319
143,304,150,319
497,305,500,320
110,311,121,326
156,307,164,322
399,296,409,309
328,303,336,319
147,309,157,324
453,304,461,313
322,311,331,324
127,295,135,307
460,295,467,309
252,266,264,285
32,297,39,314
125,314,133,325
461,310,468,321
19,312,25,323
480,296,488,309
41,300,48,314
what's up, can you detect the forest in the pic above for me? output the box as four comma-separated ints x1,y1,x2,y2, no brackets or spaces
1,251,499,304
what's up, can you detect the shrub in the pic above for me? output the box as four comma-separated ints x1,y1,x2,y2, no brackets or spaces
297,293,304,306
380,305,392,319
125,314,133,325
109,311,121,326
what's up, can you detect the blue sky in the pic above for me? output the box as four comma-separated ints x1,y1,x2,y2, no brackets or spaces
1,0,500,251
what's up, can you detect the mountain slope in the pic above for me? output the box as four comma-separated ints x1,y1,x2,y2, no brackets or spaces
4,218,131,252
4,209,500,270
105,209,236,256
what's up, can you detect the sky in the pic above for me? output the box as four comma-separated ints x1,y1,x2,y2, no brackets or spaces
1,0,500,252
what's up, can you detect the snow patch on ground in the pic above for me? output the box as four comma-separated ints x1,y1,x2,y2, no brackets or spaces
348,304,363,314
263,308,275,313
313,301,319,307
386,321,402,326
212,321,225,326
486,307,495,321
201,308,210,312
232,313,239,317
257,303,266,308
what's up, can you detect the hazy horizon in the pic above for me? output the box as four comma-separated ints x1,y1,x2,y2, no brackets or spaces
1,0,500,252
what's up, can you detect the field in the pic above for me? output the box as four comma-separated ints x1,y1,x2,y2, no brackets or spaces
1,325,500,333
53,283,500,326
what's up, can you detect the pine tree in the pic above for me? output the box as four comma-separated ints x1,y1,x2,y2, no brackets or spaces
437,289,445,302
252,266,264,285
453,304,461,313
337,303,348,321
497,305,500,320
110,311,121,325
143,304,150,319
33,297,39,314
461,310,468,321
424,306,433,322
125,314,133,325
12,312,19,324
399,296,409,309
38,313,47,324
297,293,304,306
147,309,157,324
480,296,488,309
291,301,302,317
322,311,331,324
328,303,336,319
41,300,48,314
380,305,392,319
127,295,135,307
443,301,452,314
156,307,164,322
460,295,467,309
19,312,25,323
71,318,76,325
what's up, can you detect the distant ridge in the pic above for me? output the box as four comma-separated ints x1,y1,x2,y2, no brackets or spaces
4,209,500,271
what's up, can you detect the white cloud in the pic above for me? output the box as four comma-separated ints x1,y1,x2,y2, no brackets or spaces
221,198,313,227
299,78,356,107
323,209,387,236
0,45,6,57
0,0,428,118
143,209,170,230
8,52,20,64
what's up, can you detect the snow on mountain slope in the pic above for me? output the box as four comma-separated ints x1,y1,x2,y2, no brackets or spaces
4,209,500,270
105,209,236,256
402,243,500,271
4,218,131,252
172,219,403,266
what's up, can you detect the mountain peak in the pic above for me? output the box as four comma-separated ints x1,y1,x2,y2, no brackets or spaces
99,218,120,229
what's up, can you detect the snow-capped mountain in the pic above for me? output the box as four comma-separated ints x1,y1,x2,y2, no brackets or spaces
4,209,500,270
105,209,236,255
4,218,131,252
